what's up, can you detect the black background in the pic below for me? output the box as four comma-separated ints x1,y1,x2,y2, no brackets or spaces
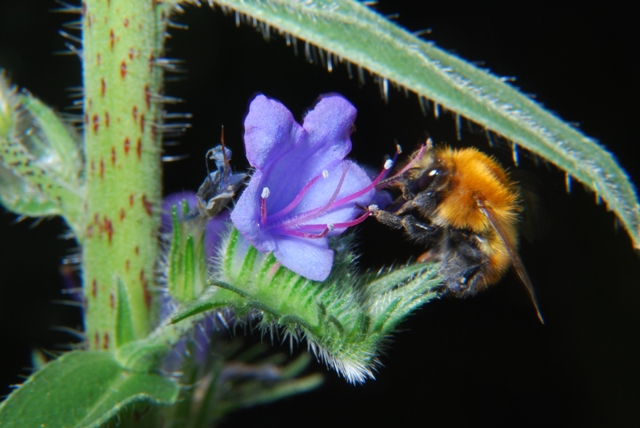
1,1,639,427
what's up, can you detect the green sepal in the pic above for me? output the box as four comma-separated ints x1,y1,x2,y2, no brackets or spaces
167,203,209,303
0,73,84,235
0,351,179,428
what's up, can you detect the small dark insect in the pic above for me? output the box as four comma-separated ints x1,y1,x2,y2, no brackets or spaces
367,140,543,323
194,126,247,219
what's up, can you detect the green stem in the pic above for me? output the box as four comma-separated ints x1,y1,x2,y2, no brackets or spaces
82,0,171,350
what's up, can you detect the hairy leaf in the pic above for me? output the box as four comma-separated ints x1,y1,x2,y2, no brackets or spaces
203,0,640,248
0,351,179,428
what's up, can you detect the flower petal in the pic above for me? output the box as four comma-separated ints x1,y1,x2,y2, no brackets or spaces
230,170,276,253
249,96,359,219
273,235,334,281
302,95,356,171
243,95,303,170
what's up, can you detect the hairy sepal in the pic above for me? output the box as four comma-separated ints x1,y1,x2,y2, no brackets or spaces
166,204,210,304
172,227,440,384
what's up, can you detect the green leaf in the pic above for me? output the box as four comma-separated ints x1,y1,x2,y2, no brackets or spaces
0,73,84,235
0,351,179,428
207,0,640,249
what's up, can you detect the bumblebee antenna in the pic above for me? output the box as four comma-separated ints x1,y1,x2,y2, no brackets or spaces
376,140,430,189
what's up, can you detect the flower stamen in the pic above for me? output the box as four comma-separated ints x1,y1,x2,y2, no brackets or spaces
260,187,270,226
280,224,334,239
393,140,428,177
268,170,328,222
306,210,371,230
279,163,350,229
328,146,400,209
270,145,405,235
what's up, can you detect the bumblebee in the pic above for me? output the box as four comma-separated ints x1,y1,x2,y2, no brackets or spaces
368,141,543,323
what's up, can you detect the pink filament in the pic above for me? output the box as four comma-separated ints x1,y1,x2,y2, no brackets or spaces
260,146,404,235
275,163,349,230
279,227,331,239
291,163,349,222
328,148,399,209
268,173,324,222
304,210,371,231
260,193,268,226
393,143,426,177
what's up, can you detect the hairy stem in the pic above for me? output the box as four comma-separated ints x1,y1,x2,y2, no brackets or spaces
82,0,172,350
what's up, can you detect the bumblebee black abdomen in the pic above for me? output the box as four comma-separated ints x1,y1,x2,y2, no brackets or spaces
432,228,495,297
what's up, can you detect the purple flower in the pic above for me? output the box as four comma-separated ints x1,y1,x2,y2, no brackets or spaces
231,94,381,281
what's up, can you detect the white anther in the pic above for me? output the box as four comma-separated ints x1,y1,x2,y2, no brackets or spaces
367,204,379,211
261,187,270,199
327,223,335,231
322,169,329,179
384,159,394,170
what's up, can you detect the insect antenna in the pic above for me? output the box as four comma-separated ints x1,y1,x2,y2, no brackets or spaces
220,125,229,170
375,139,430,189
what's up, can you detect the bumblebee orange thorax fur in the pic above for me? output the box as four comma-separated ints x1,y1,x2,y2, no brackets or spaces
429,147,520,234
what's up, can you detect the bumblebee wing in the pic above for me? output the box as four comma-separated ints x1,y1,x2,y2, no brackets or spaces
480,205,545,324
513,170,550,244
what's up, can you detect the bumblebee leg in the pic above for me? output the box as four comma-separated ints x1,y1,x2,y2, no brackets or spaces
394,190,438,218
369,207,442,244
368,207,406,230
399,214,440,243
